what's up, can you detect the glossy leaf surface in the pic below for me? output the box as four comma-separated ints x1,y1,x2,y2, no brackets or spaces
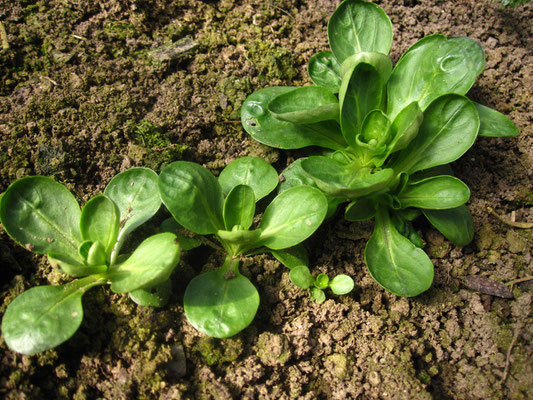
79,195,119,257
474,102,518,138
159,161,224,235
241,87,346,150
328,0,393,63
258,186,327,250
218,156,278,201
271,244,309,270
392,95,479,174
223,185,256,231
109,233,180,293
308,51,342,92
365,207,434,296
387,35,485,119
423,205,474,246
104,167,161,238
184,268,259,338
398,176,470,209
268,86,339,125
0,176,82,259
128,279,172,307
2,276,104,355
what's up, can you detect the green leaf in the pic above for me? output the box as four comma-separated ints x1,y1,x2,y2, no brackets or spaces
218,156,278,201
329,274,355,295
184,260,259,338
387,34,485,119
339,63,384,147
268,86,339,125
104,167,161,238
392,94,479,174
289,265,314,289
339,51,392,82
216,229,262,254
310,287,326,304
279,159,344,219
0,176,82,259
1,276,105,355
474,102,518,138
159,161,224,235
128,279,172,308
315,273,330,289
241,86,346,150
47,252,107,277
344,196,377,221
308,51,342,93
109,233,180,293
398,175,470,209
423,205,474,246
365,207,434,297
79,195,119,258
160,218,202,251
301,156,394,199
271,243,309,270
223,185,256,231
388,102,424,153
328,0,393,63
258,186,327,250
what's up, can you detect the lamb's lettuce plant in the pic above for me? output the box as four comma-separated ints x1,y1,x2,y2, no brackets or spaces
0,168,181,354
158,156,333,338
241,0,518,297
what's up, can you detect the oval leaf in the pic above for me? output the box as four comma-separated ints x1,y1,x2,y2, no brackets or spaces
218,156,278,201
223,185,256,231
387,34,485,119
128,279,172,308
289,265,314,289
109,233,180,293
184,269,259,338
258,186,327,250
423,205,474,246
474,102,518,138
329,275,355,295
104,167,161,238
0,176,82,259
159,161,224,235
392,94,479,174
241,86,346,150
268,86,339,125
365,207,434,297
398,176,470,209
1,276,103,355
270,244,309,270
328,0,393,63
308,51,342,92
79,195,119,257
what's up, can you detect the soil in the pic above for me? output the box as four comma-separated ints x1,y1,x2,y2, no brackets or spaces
0,0,532,399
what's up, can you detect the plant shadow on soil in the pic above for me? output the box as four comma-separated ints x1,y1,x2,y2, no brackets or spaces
0,0,532,399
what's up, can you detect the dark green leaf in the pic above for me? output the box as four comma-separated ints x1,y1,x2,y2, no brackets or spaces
79,195,119,257
271,244,309,270
268,86,339,125
329,274,355,295
398,176,470,209
258,186,327,250
1,276,104,355
387,34,485,119
159,161,224,235
289,265,314,289
308,51,342,92
388,102,424,153
128,279,172,307
184,266,259,338
160,218,202,251
104,168,161,238
109,233,180,293
474,102,518,138
423,205,474,246
0,176,82,259
365,207,434,296
344,196,377,221
218,156,278,201
223,185,256,231
392,94,479,174
241,86,346,150
328,0,393,63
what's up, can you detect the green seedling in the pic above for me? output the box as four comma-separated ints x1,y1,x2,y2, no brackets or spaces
0,168,181,354
158,157,331,338
241,0,518,297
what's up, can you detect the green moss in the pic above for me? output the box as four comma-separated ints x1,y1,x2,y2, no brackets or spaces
194,337,243,366
103,21,140,40
217,76,252,120
245,40,299,82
